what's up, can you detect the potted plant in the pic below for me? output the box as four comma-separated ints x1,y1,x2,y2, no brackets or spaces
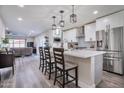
1,38,9,50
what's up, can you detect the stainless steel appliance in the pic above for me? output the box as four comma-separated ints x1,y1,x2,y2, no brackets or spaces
96,26,124,75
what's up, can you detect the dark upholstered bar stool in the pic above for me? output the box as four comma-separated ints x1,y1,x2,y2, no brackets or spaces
44,47,55,80
53,48,78,88
39,47,45,72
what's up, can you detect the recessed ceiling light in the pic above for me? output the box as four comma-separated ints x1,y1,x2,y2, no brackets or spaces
18,5,24,8
93,10,98,14
31,30,34,33
17,17,23,21
6,27,9,30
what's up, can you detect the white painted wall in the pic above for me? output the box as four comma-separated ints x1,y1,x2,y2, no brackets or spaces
0,17,5,39
26,37,34,42
26,37,34,47
34,31,49,55
0,17,5,46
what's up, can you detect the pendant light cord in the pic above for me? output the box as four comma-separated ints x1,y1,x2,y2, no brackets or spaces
52,16,56,24
60,10,64,20
72,5,74,14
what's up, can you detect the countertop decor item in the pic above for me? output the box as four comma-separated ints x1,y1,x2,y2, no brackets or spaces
2,38,9,44
0,38,9,49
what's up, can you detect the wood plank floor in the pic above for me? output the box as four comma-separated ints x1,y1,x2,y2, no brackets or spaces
97,71,124,88
0,55,124,88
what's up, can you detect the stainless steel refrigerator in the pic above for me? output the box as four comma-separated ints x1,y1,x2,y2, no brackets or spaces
96,26,124,75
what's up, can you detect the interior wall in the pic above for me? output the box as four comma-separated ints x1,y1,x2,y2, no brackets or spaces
0,17,5,46
34,31,49,55
26,37,34,47
77,37,90,48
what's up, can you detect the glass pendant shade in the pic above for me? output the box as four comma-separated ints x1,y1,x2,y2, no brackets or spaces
70,13,77,23
52,16,56,30
70,5,77,23
59,20,65,27
59,10,65,27
52,24,56,30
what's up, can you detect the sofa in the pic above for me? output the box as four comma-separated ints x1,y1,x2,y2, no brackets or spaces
11,47,33,57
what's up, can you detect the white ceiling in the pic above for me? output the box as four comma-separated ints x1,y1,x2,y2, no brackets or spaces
0,5,124,37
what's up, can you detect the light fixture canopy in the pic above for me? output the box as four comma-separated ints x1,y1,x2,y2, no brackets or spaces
59,10,65,27
70,5,77,23
52,16,56,30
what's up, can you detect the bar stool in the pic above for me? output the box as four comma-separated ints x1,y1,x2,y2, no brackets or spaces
53,48,78,88
39,47,45,72
44,47,55,80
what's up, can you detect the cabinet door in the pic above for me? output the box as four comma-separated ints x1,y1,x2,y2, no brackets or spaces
109,11,124,28
96,17,110,31
96,11,124,31
69,28,77,42
85,23,96,41
63,28,77,42
63,31,68,41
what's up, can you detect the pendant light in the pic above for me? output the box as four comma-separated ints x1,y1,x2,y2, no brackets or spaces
59,10,65,27
52,16,56,30
70,5,77,23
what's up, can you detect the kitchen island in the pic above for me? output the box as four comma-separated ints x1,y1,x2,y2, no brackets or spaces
64,49,105,88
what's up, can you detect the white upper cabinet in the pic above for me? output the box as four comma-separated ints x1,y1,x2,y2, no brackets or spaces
63,28,78,42
96,17,109,31
109,11,124,28
76,27,85,38
84,23,96,41
96,11,124,31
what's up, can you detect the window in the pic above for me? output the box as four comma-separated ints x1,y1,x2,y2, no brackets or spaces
8,39,25,48
9,39,14,48
19,40,25,47
14,40,20,48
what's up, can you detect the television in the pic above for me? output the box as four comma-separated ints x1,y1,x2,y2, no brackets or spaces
27,42,34,47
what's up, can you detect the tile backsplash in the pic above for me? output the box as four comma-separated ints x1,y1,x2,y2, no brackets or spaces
77,38,91,48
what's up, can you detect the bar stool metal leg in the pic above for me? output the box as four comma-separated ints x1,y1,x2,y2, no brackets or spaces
75,67,78,87
66,71,68,81
62,71,65,88
54,67,57,85
42,60,44,72
39,61,41,70
44,61,47,75
49,63,51,80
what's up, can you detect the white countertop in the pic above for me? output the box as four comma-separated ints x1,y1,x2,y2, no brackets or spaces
64,49,106,58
